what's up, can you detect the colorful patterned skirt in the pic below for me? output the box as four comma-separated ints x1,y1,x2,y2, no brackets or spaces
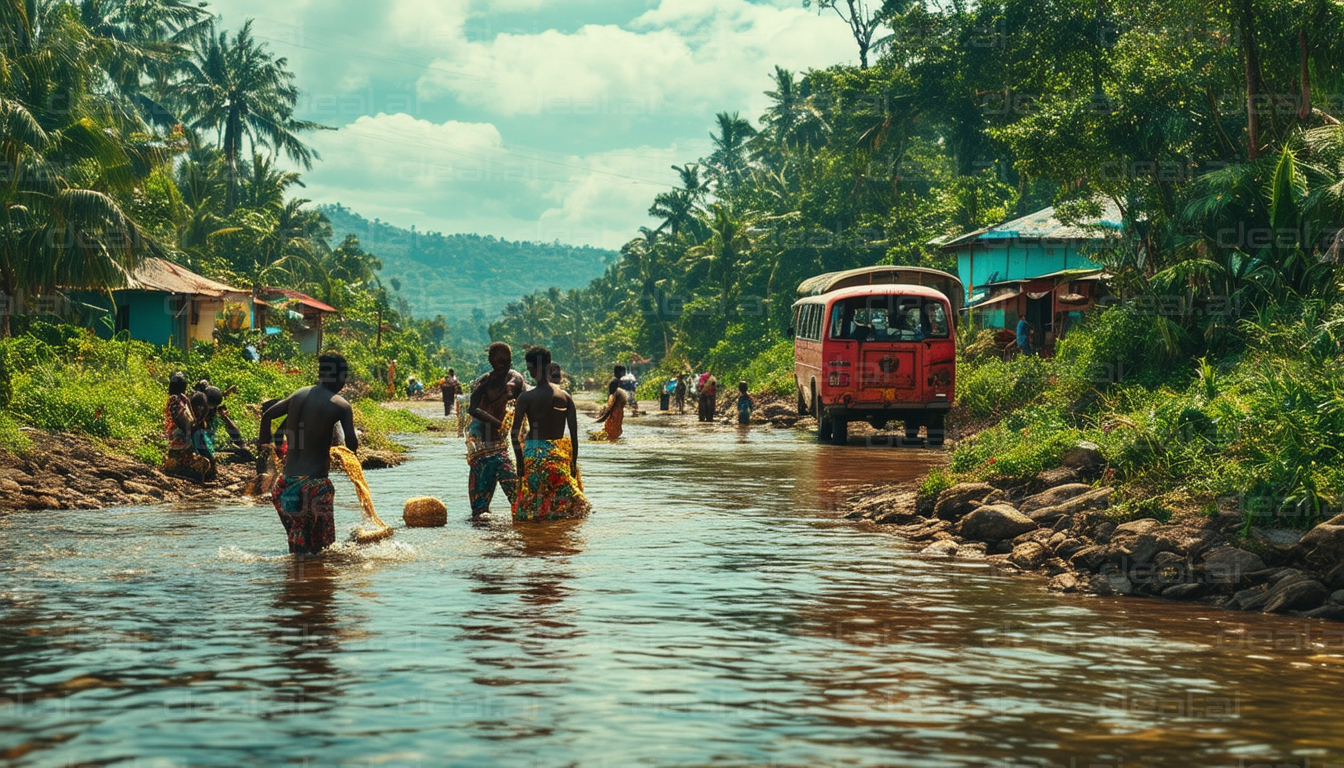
164,448,215,482
271,476,336,555
513,438,591,522
467,446,517,516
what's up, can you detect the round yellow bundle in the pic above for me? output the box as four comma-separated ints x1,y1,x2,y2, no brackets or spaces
403,496,448,527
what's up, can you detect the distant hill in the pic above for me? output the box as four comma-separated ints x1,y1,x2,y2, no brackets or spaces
319,204,617,324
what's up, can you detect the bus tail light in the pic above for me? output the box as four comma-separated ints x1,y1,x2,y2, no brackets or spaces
828,372,850,387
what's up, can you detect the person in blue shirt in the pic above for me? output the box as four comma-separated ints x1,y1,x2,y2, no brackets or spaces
1016,317,1033,356
735,381,755,425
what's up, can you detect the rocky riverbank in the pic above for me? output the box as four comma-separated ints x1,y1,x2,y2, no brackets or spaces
843,442,1344,622
0,429,408,513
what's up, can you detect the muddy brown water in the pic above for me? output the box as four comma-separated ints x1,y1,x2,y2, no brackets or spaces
3,409,1344,767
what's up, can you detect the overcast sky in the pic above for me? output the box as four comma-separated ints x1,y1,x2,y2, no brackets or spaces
207,0,855,248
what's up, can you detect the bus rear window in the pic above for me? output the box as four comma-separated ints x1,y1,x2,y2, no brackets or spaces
829,296,950,342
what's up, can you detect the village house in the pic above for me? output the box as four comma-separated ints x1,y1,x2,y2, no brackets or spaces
938,200,1122,350
77,257,252,350
254,287,337,355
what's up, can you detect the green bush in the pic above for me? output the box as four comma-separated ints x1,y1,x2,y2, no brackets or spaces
956,354,1050,418
0,412,30,454
918,466,956,499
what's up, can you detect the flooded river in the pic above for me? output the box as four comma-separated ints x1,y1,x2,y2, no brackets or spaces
3,413,1344,767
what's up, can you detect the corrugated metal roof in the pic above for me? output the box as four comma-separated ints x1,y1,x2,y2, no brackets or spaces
127,257,248,298
262,287,337,314
940,199,1124,251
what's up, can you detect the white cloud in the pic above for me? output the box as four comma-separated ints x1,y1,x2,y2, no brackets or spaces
417,0,854,119
299,112,699,248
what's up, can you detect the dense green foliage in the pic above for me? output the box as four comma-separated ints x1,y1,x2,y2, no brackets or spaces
0,323,427,461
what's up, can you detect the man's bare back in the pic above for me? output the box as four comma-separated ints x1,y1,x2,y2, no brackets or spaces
260,361,357,479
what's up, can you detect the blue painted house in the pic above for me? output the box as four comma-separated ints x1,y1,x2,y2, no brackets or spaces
938,200,1122,348
76,258,252,349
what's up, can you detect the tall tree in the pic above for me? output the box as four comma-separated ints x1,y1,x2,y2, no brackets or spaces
173,20,329,212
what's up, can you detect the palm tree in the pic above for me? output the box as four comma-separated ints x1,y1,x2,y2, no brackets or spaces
687,204,757,311
1,1,171,337
75,0,211,128
173,20,329,212
707,112,757,191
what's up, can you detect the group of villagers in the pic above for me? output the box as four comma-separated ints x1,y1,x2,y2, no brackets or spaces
161,341,602,558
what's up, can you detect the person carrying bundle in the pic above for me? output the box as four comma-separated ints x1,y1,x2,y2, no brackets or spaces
258,352,358,556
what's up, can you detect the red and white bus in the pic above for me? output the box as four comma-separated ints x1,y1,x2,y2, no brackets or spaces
792,267,962,445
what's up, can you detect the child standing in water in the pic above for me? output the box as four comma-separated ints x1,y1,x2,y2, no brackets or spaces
735,381,755,425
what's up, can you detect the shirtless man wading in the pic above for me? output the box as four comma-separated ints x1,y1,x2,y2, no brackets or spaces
259,352,358,555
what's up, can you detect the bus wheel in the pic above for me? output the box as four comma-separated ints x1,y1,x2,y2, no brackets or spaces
831,418,849,446
904,417,922,442
818,412,833,442
927,413,946,447
797,388,807,416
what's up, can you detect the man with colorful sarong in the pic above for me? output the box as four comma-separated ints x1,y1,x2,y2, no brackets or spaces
466,342,527,517
511,346,591,521
259,352,358,556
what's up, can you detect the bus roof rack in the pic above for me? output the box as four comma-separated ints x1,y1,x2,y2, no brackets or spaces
796,266,964,316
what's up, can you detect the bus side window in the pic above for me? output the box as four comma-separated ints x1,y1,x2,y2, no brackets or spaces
809,305,820,340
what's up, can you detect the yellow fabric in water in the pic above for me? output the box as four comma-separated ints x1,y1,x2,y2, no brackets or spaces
331,446,393,542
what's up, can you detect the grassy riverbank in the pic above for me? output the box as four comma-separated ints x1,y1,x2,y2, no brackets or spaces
0,324,431,466
923,300,1344,531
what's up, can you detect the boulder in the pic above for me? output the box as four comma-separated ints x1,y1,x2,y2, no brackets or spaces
1300,514,1344,563
875,509,923,525
1332,589,1344,605
1019,484,1096,514
1027,488,1114,525
0,477,21,495
1250,527,1304,560
957,504,1038,542
1202,547,1266,584
1053,538,1088,562
919,540,959,558
1009,541,1049,570
1048,572,1086,593
1034,466,1080,488
1060,441,1104,472
1262,577,1329,614
1301,604,1344,622
1069,545,1110,571
1109,518,1167,566
1227,585,1271,611
1324,562,1344,590
933,483,1006,521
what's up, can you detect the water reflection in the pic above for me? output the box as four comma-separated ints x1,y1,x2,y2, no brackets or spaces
267,558,344,707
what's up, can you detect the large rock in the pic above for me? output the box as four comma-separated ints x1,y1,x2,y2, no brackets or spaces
1201,547,1266,584
1019,484,1095,514
1108,518,1168,566
1027,488,1114,525
1069,545,1111,571
958,504,1038,542
1262,577,1329,614
1300,514,1344,563
1034,466,1080,488
934,483,1005,521
1060,441,1105,472
1009,541,1049,570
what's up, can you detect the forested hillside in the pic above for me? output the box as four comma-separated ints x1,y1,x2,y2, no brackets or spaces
321,205,615,339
